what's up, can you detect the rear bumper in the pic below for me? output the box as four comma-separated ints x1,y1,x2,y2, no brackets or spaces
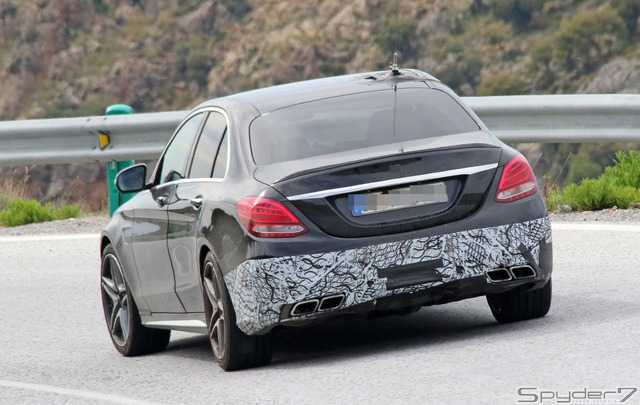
225,216,552,335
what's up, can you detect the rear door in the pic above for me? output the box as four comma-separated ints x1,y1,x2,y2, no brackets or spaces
167,109,229,312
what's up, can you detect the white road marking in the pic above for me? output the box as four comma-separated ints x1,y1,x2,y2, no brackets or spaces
0,233,99,243
0,380,158,405
552,223,640,232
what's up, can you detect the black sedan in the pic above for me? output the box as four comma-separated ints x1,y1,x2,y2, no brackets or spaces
100,68,552,370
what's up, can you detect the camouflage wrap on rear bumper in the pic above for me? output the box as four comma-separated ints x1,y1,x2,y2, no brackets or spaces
225,217,552,335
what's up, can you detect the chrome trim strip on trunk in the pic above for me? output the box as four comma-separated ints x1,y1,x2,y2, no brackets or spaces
286,163,498,201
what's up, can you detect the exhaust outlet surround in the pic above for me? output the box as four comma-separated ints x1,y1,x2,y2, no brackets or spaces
486,268,512,282
510,265,535,279
289,293,346,317
291,299,319,316
486,265,536,283
318,294,345,311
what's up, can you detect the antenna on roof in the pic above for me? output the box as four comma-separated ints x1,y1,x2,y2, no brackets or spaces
389,52,400,75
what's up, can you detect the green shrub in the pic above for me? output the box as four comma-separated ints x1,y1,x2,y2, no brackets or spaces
221,0,252,19
93,0,109,15
490,0,544,30
529,36,554,71
565,153,603,184
375,19,419,60
435,54,483,93
24,27,38,43
0,195,10,212
602,150,640,188
476,71,526,96
0,199,80,227
546,151,640,211
53,204,82,221
484,20,513,45
552,8,628,73
610,0,640,34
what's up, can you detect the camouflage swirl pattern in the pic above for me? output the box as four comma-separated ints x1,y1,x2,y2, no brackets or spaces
225,217,551,335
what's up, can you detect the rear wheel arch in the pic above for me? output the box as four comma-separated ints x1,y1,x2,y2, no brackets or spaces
199,245,213,278
200,250,272,370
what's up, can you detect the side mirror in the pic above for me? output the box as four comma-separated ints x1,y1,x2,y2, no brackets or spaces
115,164,148,194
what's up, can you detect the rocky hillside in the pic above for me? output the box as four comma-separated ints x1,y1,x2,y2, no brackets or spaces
1,0,639,210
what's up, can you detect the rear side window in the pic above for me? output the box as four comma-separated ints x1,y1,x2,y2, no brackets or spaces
189,112,227,179
250,88,479,165
212,133,228,179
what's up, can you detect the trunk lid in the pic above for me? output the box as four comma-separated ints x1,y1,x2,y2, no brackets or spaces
255,132,501,238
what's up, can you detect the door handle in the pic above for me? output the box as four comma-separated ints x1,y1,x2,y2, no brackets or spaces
156,195,169,207
190,197,203,209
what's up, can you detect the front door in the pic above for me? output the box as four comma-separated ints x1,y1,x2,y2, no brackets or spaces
130,111,206,313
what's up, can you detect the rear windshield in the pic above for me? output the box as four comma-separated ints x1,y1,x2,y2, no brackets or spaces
249,88,480,165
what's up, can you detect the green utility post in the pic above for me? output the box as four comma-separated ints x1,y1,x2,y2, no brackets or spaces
106,104,135,216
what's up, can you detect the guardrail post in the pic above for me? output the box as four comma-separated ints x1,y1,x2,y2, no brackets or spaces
105,104,135,216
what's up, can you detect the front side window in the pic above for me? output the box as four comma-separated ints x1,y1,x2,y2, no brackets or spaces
158,113,204,184
249,88,480,165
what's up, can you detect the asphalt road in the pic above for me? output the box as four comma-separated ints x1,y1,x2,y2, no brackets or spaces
0,223,639,405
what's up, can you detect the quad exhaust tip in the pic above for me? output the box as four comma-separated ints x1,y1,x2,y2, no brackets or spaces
486,265,535,283
290,294,345,316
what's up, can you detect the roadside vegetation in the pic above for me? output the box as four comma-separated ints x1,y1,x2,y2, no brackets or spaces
0,178,81,228
546,151,640,211
2,0,640,214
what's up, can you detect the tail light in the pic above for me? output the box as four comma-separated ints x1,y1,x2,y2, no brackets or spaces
237,197,307,238
495,155,538,203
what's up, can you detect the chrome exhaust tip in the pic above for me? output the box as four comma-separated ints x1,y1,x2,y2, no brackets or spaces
318,294,345,311
510,265,536,279
291,299,319,316
486,268,512,283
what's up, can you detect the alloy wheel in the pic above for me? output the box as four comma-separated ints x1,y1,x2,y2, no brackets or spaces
202,261,226,359
101,253,130,347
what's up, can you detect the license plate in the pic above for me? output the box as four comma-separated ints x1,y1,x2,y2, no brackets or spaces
349,183,448,216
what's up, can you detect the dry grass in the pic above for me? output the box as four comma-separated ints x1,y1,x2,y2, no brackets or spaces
0,175,28,211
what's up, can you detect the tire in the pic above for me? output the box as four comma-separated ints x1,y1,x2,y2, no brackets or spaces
486,278,552,323
101,244,171,356
201,251,272,371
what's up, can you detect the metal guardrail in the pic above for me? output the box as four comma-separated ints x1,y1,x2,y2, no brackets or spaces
1,94,640,167
464,94,640,143
0,110,188,166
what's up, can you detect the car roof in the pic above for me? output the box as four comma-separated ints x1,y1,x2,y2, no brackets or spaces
199,69,439,115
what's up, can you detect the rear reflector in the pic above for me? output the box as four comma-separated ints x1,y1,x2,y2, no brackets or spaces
495,155,537,203
237,197,307,238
